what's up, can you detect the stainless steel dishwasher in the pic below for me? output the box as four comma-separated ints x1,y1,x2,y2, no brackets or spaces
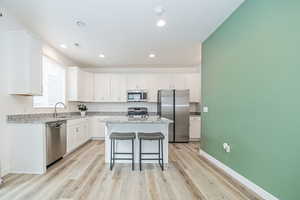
46,120,67,166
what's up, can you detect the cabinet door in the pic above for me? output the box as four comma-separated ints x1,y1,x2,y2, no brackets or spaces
84,120,89,142
110,74,127,102
189,117,201,139
77,70,86,101
80,121,89,143
74,125,82,148
126,74,148,90
185,74,201,102
67,67,79,101
97,121,106,138
29,36,43,95
83,72,94,101
154,74,171,90
126,74,138,90
7,31,43,95
145,74,158,102
93,119,106,138
67,125,77,153
94,74,110,101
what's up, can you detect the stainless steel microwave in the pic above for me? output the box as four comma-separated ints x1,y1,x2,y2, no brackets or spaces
127,90,148,102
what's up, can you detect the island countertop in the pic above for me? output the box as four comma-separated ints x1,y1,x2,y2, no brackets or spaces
102,116,173,124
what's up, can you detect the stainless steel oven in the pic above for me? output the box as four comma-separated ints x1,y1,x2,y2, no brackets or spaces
127,90,148,102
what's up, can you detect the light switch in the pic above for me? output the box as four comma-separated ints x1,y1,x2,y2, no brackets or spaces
203,106,208,113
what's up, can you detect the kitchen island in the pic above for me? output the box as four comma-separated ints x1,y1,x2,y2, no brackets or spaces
103,116,172,165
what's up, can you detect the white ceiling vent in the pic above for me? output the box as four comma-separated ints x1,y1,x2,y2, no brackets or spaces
0,8,6,17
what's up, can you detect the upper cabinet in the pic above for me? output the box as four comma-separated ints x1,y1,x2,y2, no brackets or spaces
67,71,201,103
6,30,43,95
110,74,127,102
185,73,201,102
94,73,127,102
94,73,110,102
67,67,94,102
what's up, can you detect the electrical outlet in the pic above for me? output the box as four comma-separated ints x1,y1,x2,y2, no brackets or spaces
0,8,6,18
203,106,208,113
223,143,231,153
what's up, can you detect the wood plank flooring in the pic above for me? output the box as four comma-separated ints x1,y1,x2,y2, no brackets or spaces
0,141,262,200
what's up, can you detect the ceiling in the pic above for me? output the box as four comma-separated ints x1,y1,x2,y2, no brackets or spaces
1,0,244,68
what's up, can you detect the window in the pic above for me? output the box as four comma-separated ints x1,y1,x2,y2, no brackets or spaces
33,56,66,108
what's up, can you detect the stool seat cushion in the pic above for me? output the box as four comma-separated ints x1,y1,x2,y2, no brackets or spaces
138,132,165,140
110,132,136,140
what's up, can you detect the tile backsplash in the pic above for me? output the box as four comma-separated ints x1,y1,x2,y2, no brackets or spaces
84,102,200,113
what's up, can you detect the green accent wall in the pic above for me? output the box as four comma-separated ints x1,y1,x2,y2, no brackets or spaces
201,1,300,199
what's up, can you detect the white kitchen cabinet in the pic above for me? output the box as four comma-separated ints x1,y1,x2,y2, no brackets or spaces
94,73,111,101
6,30,43,95
67,125,78,153
185,73,201,102
126,74,148,90
154,74,172,90
81,71,94,102
67,67,94,102
110,74,127,102
189,116,201,141
67,71,200,103
146,75,159,102
89,117,106,139
66,118,90,153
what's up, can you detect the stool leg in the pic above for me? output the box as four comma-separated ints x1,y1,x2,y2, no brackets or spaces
112,139,115,169
139,139,142,171
110,138,113,170
158,139,161,167
161,139,164,171
132,138,134,171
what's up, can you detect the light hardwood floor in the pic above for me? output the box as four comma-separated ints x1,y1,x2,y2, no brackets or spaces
0,141,262,200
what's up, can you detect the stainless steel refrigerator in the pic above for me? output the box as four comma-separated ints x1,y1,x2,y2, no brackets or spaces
157,90,190,143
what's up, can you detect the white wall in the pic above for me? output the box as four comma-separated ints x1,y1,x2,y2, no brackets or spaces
0,12,77,177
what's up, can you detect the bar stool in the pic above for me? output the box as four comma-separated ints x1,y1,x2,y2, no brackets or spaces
110,132,136,170
138,132,164,171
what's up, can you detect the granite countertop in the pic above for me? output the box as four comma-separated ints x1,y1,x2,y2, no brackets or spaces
6,112,121,124
103,116,173,124
7,111,196,124
7,115,87,124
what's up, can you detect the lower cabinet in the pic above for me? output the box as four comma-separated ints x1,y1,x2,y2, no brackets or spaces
67,118,90,153
89,116,106,139
189,116,201,141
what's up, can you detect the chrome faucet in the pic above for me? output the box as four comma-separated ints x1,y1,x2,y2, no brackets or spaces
53,102,65,118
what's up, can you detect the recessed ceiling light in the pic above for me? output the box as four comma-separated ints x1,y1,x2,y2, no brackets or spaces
76,20,86,27
149,54,156,58
156,19,166,27
60,44,67,49
99,54,105,58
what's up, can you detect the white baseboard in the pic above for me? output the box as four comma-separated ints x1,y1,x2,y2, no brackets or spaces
91,137,105,140
189,138,200,142
199,150,279,200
